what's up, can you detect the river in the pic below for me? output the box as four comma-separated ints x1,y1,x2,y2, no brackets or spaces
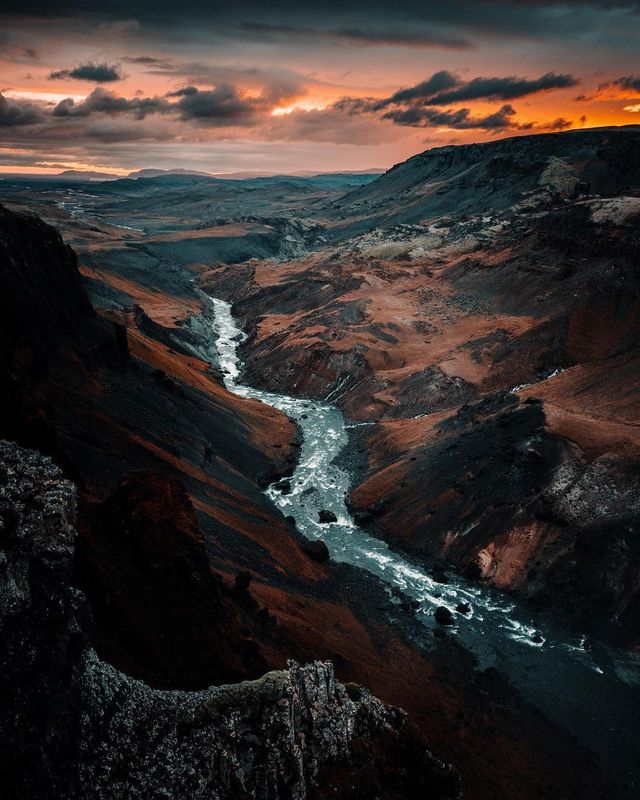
209,296,639,793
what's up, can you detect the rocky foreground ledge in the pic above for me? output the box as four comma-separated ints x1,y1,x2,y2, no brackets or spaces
0,440,460,800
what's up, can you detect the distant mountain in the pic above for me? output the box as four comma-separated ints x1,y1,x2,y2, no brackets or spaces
1,166,384,184
128,167,385,181
127,168,216,179
54,170,120,181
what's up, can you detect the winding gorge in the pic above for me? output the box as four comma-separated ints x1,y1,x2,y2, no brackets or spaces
1,126,639,800
209,294,640,784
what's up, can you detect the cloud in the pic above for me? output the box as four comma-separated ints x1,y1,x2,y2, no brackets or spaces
610,75,640,93
122,55,174,68
170,83,297,125
48,81,293,129
140,59,307,102
49,62,124,82
377,71,577,109
380,71,460,106
0,92,44,126
577,74,640,101
1,1,635,46
172,84,261,125
329,70,578,132
83,117,172,143
236,22,471,50
97,19,140,36
532,117,574,131
382,103,520,130
53,88,169,119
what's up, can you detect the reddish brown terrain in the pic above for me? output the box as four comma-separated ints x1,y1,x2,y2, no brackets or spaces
206,128,640,647
1,127,639,799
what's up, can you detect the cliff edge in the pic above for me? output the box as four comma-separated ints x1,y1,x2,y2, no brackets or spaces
0,440,460,800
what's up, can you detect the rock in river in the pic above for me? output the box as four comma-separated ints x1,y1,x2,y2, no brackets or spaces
318,509,338,524
435,606,455,626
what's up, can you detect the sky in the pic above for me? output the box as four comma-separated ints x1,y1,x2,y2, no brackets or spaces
1,1,639,175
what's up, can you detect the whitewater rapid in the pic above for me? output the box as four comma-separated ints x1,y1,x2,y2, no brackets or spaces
208,296,640,777
209,298,577,646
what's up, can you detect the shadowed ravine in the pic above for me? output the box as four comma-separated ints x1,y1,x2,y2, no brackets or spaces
209,296,640,796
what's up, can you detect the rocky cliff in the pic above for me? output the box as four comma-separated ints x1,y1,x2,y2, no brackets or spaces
0,440,460,800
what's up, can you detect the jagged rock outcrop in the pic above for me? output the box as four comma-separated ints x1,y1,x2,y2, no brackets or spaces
0,441,461,800
76,470,270,689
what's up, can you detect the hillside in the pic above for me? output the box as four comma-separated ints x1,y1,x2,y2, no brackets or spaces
202,127,640,644
1,128,639,800
330,125,640,233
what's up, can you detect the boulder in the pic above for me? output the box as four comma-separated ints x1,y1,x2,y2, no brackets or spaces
432,566,448,584
300,538,330,563
318,509,338,524
435,606,455,626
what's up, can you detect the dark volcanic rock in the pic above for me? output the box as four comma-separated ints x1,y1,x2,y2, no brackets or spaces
0,204,96,358
273,478,292,494
0,204,127,450
432,566,449,584
77,471,266,689
0,441,461,800
300,537,330,563
435,606,455,626
319,509,338,524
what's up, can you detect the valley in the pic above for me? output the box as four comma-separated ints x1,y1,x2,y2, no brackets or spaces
1,126,639,799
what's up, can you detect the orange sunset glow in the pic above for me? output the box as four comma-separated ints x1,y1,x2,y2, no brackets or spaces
1,3,639,175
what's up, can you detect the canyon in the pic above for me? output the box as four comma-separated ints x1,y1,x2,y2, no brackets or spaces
1,126,639,799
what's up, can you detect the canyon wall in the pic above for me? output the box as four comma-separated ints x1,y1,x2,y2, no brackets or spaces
201,127,640,644
0,441,460,800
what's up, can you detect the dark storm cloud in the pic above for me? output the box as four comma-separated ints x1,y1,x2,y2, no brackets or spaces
299,96,576,133
377,71,577,108
609,75,640,93
236,22,472,50
48,82,289,128
52,88,169,119
0,93,45,126
49,62,124,82
382,103,520,129
170,84,288,125
330,70,578,130
381,71,460,105
1,1,638,46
